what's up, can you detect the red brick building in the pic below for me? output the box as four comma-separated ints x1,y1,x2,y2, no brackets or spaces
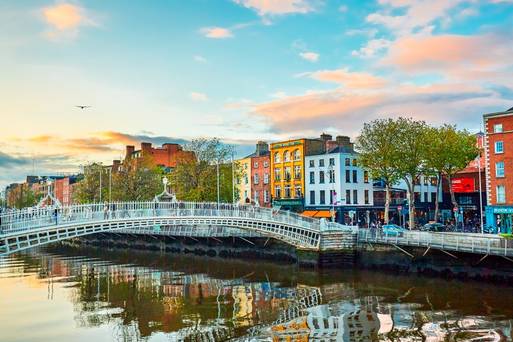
484,107,513,233
249,142,271,207
122,142,195,170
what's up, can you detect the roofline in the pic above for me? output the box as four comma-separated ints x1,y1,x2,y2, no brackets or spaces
483,109,513,119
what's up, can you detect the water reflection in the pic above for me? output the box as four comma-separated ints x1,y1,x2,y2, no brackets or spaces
0,245,512,341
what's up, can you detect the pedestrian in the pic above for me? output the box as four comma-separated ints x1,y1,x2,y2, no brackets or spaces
54,208,58,225
103,203,108,220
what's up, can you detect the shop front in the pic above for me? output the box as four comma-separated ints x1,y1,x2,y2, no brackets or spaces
272,198,304,213
485,206,513,234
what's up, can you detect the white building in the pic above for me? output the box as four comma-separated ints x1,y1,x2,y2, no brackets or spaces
305,146,373,209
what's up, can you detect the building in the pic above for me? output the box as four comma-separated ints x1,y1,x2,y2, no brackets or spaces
235,142,271,206
304,137,373,223
123,142,195,171
483,107,513,233
54,176,80,206
270,135,326,211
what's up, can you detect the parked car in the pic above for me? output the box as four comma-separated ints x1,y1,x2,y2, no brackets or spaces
422,223,446,232
382,224,407,237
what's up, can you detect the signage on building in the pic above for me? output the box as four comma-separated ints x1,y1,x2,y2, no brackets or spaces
451,177,475,193
271,141,302,149
273,198,303,206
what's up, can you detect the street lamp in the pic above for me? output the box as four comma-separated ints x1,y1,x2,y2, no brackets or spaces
328,164,336,222
162,176,168,193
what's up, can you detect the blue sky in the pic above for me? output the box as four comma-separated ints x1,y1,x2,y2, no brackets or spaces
1,0,513,188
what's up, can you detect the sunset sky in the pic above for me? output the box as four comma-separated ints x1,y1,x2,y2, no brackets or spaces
1,0,513,188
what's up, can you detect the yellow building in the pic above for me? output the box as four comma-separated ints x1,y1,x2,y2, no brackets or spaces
236,156,252,204
270,138,325,211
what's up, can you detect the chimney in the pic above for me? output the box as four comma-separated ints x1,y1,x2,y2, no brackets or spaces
320,133,332,142
336,135,354,151
255,141,269,157
141,142,152,155
112,160,121,172
126,145,135,158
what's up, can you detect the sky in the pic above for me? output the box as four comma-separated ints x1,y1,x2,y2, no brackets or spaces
1,0,513,189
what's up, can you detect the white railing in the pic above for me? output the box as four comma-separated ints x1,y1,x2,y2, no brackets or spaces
357,228,513,257
0,201,322,236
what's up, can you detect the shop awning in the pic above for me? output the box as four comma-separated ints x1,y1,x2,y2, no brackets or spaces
302,210,332,218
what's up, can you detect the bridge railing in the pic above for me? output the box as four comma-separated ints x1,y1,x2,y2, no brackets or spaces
357,228,513,257
0,201,321,235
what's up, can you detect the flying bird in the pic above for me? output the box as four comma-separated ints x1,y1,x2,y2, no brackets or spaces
76,105,91,109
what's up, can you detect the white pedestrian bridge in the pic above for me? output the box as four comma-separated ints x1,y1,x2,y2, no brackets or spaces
0,201,349,255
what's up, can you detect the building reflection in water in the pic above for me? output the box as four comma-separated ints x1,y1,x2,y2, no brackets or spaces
2,248,513,342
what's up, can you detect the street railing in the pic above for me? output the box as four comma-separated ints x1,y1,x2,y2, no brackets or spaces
0,201,322,236
357,228,513,257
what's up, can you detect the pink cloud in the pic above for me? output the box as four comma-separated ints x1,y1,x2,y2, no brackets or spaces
303,68,387,89
299,51,319,62
233,0,317,16
200,27,233,39
41,3,97,40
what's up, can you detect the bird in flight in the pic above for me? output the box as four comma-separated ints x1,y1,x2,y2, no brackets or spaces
76,105,91,109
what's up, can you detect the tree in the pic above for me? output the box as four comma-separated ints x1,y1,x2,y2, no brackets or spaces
11,184,38,209
169,138,241,202
111,155,163,201
73,163,107,203
425,125,479,220
395,118,430,229
356,118,403,224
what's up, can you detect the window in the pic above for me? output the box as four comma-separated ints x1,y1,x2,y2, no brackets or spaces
364,190,369,204
264,190,269,203
329,169,335,183
309,171,315,184
244,190,248,200
244,163,248,170
346,190,351,204
352,159,357,166
310,191,315,205
494,123,503,133
254,174,259,185
254,161,259,168
352,170,358,183
264,161,269,168
284,166,291,181
424,192,428,203
284,185,291,198
319,159,325,167
254,190,259,203
263,173,269,184
329,158,335,166
293,149,300,161
284,150,290,162
431,192,437,203
345,158,350,166
330,190,336,204
496,161,505,177
320,190,326,204
244,175,249,184
353,190,358,204
319,171,325,184
274,168,281,181
275,186,281,198
346,170,351,183
364,171,369,183
294,165,301,179
497,185,506,204
274,152,281,163
309,160,314,167
295,186,302,198
423,177,429,186
495,141,504,154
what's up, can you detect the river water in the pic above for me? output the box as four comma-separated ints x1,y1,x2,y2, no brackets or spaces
1,244,512,341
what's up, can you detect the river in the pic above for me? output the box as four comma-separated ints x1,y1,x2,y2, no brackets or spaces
1,244,512,341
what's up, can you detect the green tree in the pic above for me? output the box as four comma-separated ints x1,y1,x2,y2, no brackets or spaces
73,163,107,203
12,185,38,209
111,155,163,201
170,138,241,202
395,118,430,229
356,118,403,224
425,125,479,220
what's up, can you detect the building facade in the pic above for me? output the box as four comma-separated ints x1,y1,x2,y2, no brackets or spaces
236,156,252,204
270,136,326,211
123,142,195,171
484,107,513,233
235,141,271,206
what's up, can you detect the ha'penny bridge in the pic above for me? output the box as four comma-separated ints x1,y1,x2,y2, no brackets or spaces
1,201,513,264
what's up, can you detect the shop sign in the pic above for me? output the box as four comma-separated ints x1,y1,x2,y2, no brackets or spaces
492,207,513,214
273,198,303,206
451,177,475,193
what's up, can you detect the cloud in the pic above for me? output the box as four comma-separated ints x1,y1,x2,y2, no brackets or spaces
338,5,348,13
345,28,377,37
381,32,513,76
189,92,208,101
233,0,318,16
193,55,207,63
301,68,387,89
41,2,97,40
351,38,391,58
299,51,319,62
0,151,30,168
200,27,233,39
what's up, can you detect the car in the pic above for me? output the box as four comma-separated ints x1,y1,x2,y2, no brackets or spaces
382,224,407,237
422,223,446,232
